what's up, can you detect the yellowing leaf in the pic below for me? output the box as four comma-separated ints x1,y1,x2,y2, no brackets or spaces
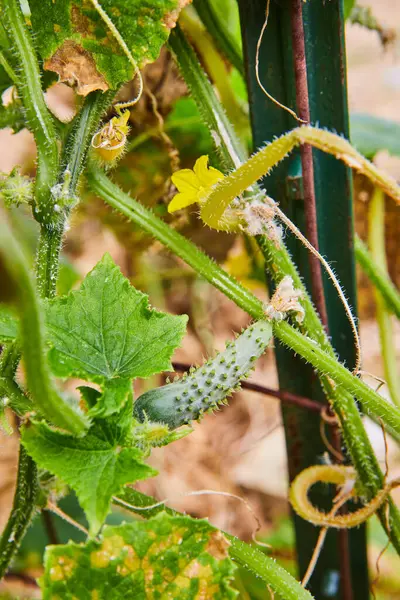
41,514,237,598
29,0,187,94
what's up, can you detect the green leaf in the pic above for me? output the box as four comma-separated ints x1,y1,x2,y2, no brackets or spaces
45,253,187,416
22,415,156,535
41,514,237,599
28,0,182,94
0,305,18,341
350,113,400,159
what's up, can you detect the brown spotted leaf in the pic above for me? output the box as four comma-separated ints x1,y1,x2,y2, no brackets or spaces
28,0,190,94
41,514,237,599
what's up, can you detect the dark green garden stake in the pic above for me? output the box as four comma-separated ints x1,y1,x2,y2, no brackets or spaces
237,1,369,598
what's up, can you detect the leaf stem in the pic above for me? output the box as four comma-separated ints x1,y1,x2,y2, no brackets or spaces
0,446,38,581
0,50,17,83
0,376,31,415
274,320,400,443
35,225,64,299
91,168,400,552
169,26,247,170
368,188,400,406
3,0,59,224
61,90,116,193
355,235,400,319
88,167,400,440
0,210,89,434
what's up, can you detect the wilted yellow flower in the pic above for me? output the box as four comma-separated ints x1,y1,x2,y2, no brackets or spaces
168,155,224,213
92,109,130,163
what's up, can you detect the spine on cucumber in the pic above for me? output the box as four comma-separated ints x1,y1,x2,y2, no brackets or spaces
133,320,273,429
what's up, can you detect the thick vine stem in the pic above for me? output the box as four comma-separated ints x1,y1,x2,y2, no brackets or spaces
113,488,315,600
88,167,400,441
0,210,89,435
88,163,264,316
290,464,400,528
0,447,38,580
2,0,59,224
166,29,400,553
89,166,400,553
274,321,400,443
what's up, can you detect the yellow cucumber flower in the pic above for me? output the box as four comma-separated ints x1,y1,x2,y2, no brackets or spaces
168,155,224,213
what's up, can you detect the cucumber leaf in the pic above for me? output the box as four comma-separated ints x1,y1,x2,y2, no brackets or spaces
45,253,187,417
22,411,156,535
41,514,237,598
28,0,185,94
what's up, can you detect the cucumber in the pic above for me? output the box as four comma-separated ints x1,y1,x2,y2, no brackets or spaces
133,320,273,429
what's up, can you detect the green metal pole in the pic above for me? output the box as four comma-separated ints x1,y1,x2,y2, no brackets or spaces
237,1,369,598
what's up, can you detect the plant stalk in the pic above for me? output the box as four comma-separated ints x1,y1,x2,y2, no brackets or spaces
0,447,38,580
3,0,59,224
355,235,400,319
89,166,400,553
368,188,400,406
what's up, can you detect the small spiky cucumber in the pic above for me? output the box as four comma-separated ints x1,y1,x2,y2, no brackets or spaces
133,320,273,429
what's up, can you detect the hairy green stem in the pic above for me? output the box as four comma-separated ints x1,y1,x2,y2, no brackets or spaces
355,235,400,319
0,446,38,580
113,488,314,600
90,167,400,551
169,26,247,170
274,321,400,442
88,163,263,317
368,188,400,406
62,90,116,193
35,225,64,299
167,25,400,552
0,49,17,83
0,211,89,434
179,13,248,139
0,377,31,415
88,167,400,439
3,0,59,224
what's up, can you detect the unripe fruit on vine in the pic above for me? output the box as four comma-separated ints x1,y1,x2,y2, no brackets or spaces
133,320,273,429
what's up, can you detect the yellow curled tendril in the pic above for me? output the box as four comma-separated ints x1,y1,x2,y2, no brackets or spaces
289,464,400,529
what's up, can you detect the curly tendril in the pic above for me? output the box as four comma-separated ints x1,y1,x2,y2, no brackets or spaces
289,464,400,529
